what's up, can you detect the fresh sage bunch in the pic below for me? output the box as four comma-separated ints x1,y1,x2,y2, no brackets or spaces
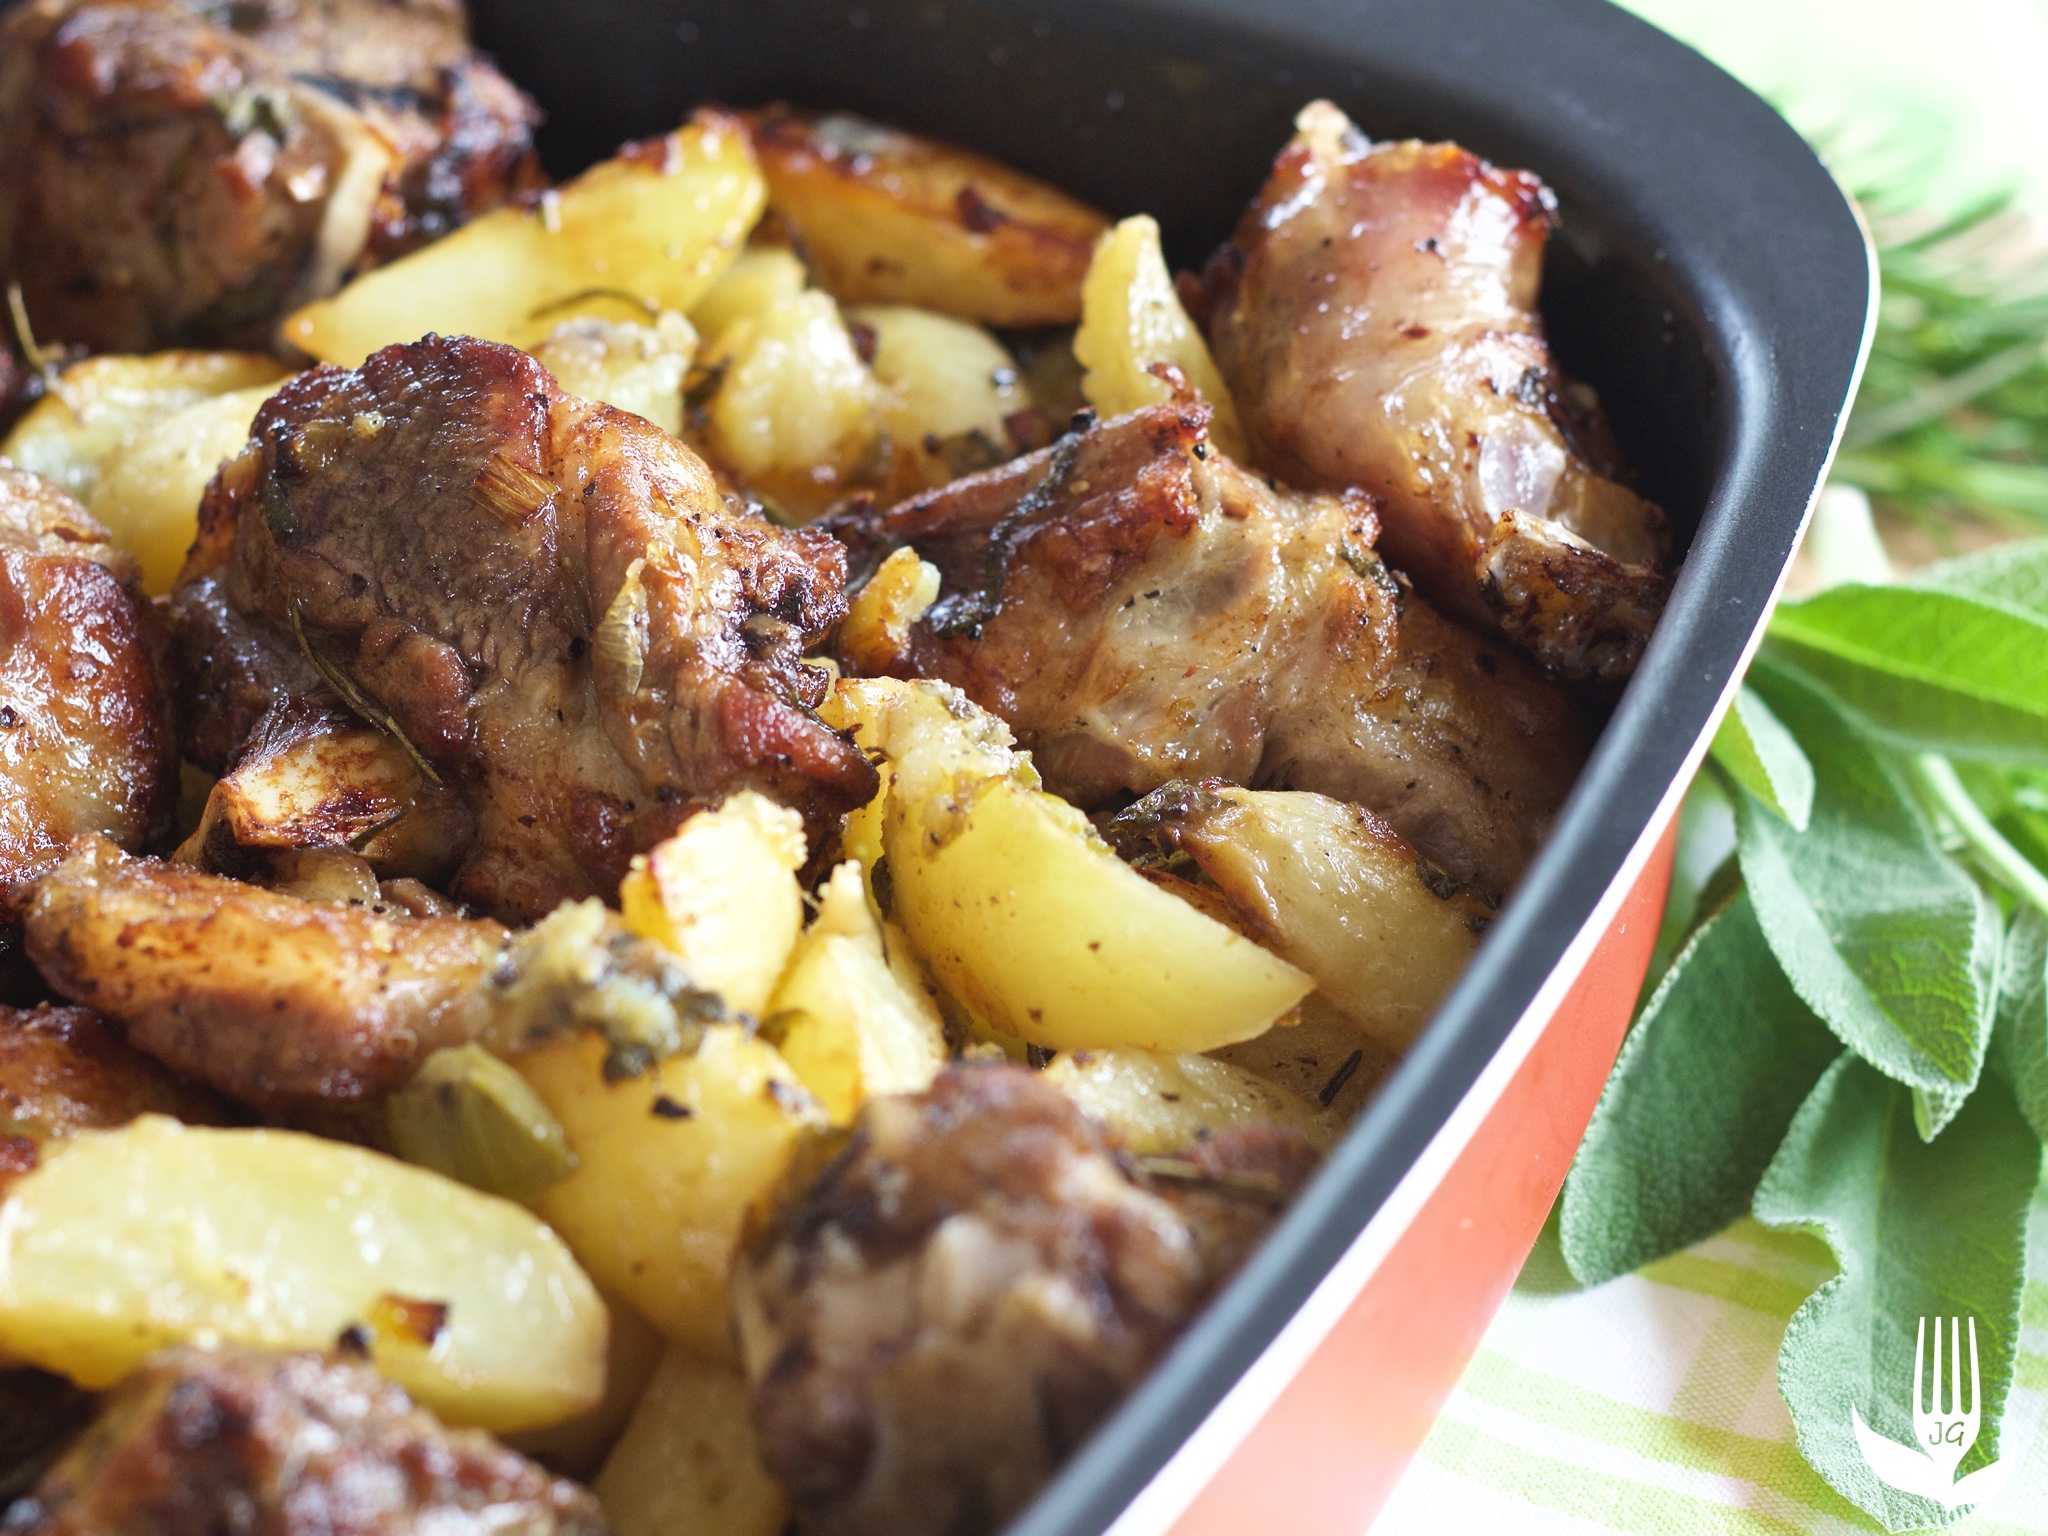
1558,518,2048,1531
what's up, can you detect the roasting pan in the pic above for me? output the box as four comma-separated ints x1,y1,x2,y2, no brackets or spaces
489,0,1873,1528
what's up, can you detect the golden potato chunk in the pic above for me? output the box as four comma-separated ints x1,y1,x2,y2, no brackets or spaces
283,112,765,366
689,247,809,341
0,1117,606,1432
1042,1047,1339,1153
770,863,948,1123
1114,784,1488,1052
821,678,1311,1053
838,546,942,704
530,311,698,437
594,1345,789,1536
518,1026,825,1359
700,286,880,520
618,792,808,1018
747,108,1110,326
0,353,291,594
507,1296,665,1478
851,304,1027,491
1075,215,1246,459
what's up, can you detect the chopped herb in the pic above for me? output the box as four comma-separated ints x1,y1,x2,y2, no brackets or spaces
1319,1049,1364,1107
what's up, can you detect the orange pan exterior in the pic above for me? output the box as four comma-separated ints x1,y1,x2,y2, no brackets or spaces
1171,816,1679,1534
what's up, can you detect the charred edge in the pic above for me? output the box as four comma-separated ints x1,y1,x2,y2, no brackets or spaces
925,427,1088,639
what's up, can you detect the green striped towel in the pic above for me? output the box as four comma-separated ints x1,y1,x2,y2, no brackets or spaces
1375,1190,2048,1534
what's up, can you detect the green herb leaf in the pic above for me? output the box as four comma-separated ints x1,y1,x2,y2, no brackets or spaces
1766,584,2048,765
1916,537,2048,619
1993,907,2048,1146
1736,658,2000,1136
1560,889,1839,1286
1754,1055,2040,1532
1711,685,1815,829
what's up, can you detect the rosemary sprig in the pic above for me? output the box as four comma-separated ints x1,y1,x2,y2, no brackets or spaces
1823,169,2048,534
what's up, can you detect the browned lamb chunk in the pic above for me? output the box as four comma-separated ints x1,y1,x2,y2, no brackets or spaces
2,1345,609,1536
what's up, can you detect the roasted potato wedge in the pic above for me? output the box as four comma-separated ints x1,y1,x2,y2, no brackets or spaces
850,304,1028,491
748,107,1110,325
699,285,879,520
518,1025,825,1359
689,247,809,341
595,1344,789,1536
1114,784,1489,1052
1042,1047,1339,1153
531,311,698,437
618,792,808,1018
283,112,765,366
184,714,421,855
839,545,942,690
0,352,288,499
1075,215,1246,459
0,1116,606,1432
770,862,948,1123
0,353,291,594
506,1295,666,1478
821,679,1311,1052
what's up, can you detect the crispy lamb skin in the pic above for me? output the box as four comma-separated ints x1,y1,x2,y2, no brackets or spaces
3,1345,609,1536
0,467,174,918
171,334,877,923
0,0,542,353
822,402,1585,898
732,1063,1315,1536
1196,101,1669,684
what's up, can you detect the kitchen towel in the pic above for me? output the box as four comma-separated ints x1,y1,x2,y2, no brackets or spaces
1376,1192,2048,1534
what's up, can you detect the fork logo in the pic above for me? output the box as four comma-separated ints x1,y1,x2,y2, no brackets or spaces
1851,1316,2013,1513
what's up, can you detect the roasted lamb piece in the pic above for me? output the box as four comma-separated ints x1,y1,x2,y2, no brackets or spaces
732,1062,1315,1536
823,402,1586,899
0,466,174,916
21,835,717,1115
0,0,542,353
171,333,877,922
0,1001,226,1191
3,1345,609,1536
1195,101,1669,683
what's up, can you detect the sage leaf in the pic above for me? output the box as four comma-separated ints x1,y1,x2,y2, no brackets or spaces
1737,658,2002,1136
1994,907,2048,1146
1754,1056,2040,1533
1561,890,1839,1286
1711,685,1815,829
1766,581,2048,765
1917,537,2048,620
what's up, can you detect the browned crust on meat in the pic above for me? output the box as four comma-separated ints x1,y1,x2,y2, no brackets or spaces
0,467,174,913
9,1345,609,1536
1197,103,1669,682
819,403,1581,894
174,334,876,921
0,0,541,352
0,1001,227,1192
734,1063,1314,1536
22,835,507,1107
